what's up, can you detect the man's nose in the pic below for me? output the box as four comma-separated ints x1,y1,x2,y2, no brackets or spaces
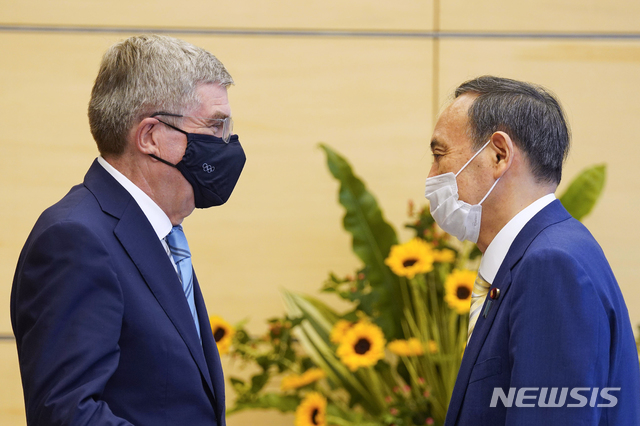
427,162,439,178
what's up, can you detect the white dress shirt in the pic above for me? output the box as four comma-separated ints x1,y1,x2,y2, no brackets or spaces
478,193,557,283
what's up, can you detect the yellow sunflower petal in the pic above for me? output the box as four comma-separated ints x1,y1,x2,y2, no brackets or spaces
388,338,424,356
385,238,435,278
329,320,353,344
387,339,408,355
295,392,326,426
407,338,425,355
281,368,326,391
433,248,456,263
300,368,325,383
443,269,476,314
281,375,301,391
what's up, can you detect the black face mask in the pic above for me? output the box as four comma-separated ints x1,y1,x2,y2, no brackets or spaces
149,121,246,208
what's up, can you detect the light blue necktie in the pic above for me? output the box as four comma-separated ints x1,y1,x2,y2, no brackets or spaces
166,225,201,339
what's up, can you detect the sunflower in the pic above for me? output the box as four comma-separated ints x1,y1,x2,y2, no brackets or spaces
384,238,434,278
329,319,353,344
209,315,235,355
336,321,386,371
281,368,326,391
295,392,326,426
443,269,476,314
388,338,424,356
433,248,456,263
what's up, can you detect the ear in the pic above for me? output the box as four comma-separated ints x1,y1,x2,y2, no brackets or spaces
489,131,514,179
133,117,163,156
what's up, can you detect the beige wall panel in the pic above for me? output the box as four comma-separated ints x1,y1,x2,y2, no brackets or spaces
0,33,111,334
2,0,432,31
441,0,640,32
438,39,640,329
0,344,23,425
0,31,432,425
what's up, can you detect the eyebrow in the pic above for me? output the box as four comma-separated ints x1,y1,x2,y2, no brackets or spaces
210,111,230,120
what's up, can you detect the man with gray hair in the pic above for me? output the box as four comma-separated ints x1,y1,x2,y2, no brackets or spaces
425,76,640,424
11,35,245,425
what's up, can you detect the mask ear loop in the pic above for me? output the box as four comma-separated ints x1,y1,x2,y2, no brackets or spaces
479,177,501,205
148,116,188,167
153,118,189,136
455,140,492,178
149,153,178,168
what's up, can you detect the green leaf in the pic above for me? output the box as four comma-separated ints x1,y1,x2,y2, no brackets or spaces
256,355,271,370
559,164,606,221
227,393,301,415
251,372,270,393
326,404,384,426
229,377,247,393
319,144,403,338
320,144,398,282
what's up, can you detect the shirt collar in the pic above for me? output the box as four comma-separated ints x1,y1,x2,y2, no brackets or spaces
97,156,173,240
478,193,556,283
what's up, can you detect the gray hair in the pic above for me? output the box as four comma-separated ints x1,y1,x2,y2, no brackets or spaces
455,76,570,185
88,34,233,156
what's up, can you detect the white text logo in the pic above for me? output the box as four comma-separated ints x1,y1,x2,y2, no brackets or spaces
490,387,620,408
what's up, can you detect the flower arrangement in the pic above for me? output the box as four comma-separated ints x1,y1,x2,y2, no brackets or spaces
213,145,606,426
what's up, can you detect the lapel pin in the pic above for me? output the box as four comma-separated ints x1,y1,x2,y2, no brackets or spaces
490,288,500,300
483,288,500,318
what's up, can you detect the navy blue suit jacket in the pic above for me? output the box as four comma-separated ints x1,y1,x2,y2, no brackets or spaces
11,160,226,425
445,200,640,425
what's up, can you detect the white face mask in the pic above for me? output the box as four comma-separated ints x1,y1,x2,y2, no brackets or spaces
424,140,500,243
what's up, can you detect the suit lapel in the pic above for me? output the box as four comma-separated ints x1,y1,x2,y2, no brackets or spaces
445,200,572,425
194,275,226,424
83,159,216,401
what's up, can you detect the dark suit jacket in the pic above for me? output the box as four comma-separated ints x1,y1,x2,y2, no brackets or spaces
11,160,226,425
445,200,640,425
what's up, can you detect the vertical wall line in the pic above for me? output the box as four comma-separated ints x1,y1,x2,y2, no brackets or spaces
431,0,441,127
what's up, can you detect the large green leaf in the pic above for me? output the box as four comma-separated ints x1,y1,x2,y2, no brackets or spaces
559,164,606,221
320,144,398,281
320,144,402,338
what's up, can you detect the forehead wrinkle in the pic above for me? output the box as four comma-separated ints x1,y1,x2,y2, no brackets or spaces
184,111,229,123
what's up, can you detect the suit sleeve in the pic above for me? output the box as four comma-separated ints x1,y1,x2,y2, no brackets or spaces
12,221,134,426
504,243,611,424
